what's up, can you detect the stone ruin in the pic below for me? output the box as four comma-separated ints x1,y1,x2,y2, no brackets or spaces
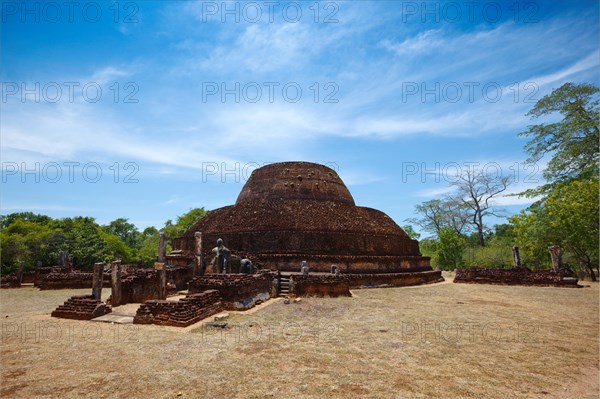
51,263,112,320
133,290,223,327
454,245,581,288
169,161,443,288
188,271,275,310
53,161,448,326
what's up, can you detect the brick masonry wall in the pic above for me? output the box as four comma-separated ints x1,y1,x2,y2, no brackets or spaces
36,272,111,290
188,272,275,310
454,267,580,287
166,266,193,290
345,270,444,288
117,269,161,305
0,274,21,288
51,295,112,320
133,290,222,327
291,275,351,297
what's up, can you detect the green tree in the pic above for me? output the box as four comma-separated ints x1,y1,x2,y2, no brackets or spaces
138,230,166,266
449,166,511,247
402,225,421,240
546,179,599,280
509,205,556,269
0,218,62,272
435,227,465,270
102,218,140,249
100,232,135,264
406,199,471,236
1,212,52,229
51,217,111,270
519,82,599,196
162,207,207,244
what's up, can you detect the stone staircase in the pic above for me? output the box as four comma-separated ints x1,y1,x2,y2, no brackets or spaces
51,295,111,320
279,276,291,297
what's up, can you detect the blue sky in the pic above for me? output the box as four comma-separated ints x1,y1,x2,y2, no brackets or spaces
2,0,599,236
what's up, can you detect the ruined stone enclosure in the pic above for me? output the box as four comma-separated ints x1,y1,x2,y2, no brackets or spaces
170,161,438,279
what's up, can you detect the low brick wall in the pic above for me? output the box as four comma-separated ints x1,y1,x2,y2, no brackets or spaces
345,270,444,288
0,274,20,288
133,290,222,327
290,275,351,297
117,269,161,305
36,272,111,290
454,267,580,287
188,273,274,310
51,295,112,320
21,271,36,284
166,265,193,291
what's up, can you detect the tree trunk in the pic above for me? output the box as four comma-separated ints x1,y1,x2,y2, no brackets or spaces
585,263,597,282
477,214,485,247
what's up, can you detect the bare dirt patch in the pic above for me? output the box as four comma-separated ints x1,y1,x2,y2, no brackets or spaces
1,275,598,398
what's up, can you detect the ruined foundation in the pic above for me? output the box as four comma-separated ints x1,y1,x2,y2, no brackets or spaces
51,295,112,320
454,267,580,287
133,290,223,327
188,273,274,310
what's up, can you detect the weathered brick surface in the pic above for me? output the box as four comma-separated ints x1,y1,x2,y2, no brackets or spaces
188,273,274,310
51,295,112,320
0,273,20,288
133,290,222,327
291,275,351,297
36,272,111,290
345,270,444,288
166,266,193,290
171,162,432,274
113,269,161,305
21,271,36,284
454,267,580,287
188,272,276,310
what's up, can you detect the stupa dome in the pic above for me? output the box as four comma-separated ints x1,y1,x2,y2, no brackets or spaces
174,162,431,273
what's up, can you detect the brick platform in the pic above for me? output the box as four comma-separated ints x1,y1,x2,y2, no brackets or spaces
133,290,223,327
51,295,112,320
188,273,274,310
290,275,351,297
454,267,581,287
345,270,444,288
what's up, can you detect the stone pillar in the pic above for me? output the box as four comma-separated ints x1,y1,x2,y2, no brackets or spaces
158,232,167,263
16,260,24,286
156,264,167,300
548,245,563,272
59,250,67,268
92,262,104,301
111,260,122,306
512,246,522,268
194,231,203,277
36,260,42,269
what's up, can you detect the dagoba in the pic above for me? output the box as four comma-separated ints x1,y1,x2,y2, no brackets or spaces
170,161,433,274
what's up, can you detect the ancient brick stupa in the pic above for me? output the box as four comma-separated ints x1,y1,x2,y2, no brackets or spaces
171,161,434,276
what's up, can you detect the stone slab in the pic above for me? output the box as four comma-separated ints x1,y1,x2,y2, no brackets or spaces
92,313,134,324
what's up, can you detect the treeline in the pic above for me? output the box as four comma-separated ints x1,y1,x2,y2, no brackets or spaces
406,83,599,280
0,208,206,274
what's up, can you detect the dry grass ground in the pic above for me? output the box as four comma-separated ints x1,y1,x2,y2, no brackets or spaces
0,273,598,399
